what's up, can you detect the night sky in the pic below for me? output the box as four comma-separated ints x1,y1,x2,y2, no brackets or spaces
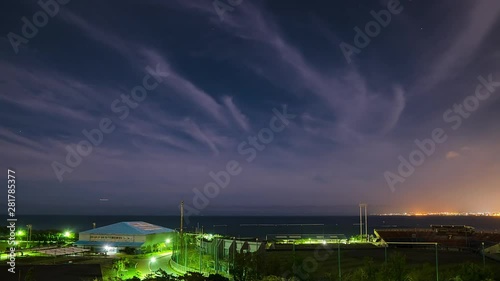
1,0,499,215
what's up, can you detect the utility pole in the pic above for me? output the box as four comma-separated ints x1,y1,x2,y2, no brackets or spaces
482,242,486,268
180,201,184,267
233,238,236,271
180,200,184,237
365,205,368,241
199,227,203,273
199,240,202,272
215,239,218,274
435,243,439,281
359,205,363,240
338,242,342,281
384,244,388,264
359,204,368,241
26,224,32,247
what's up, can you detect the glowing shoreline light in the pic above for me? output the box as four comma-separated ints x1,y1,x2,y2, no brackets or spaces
376,212,500,217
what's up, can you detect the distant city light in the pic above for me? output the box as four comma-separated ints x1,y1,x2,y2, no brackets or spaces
376,211,500,217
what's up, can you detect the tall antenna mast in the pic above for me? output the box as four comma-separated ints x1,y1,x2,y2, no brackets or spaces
180,200,184,236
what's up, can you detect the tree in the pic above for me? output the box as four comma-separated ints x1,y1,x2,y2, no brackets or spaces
379,252,411,281
207,274,229,281
112,258,129,277
260,276,282,281
179,272,205,281
123,247,136,255
230,252,264,281
346,258,377,281
452,263,493,281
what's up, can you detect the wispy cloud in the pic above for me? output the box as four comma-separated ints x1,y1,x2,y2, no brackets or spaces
412,0,500,94
223,96,250,131
61,11,228,126
172,1,406,142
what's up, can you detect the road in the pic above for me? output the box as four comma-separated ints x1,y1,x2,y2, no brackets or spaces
136,252,181,277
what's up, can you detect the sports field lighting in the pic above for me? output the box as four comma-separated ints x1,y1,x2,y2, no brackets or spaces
63,231,73,238
16,230,25,237
148,257,157,272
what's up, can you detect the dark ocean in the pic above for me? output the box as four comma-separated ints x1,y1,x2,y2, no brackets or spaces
8,215,500,239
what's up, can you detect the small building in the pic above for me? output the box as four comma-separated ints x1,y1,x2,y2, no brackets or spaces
75,221,175,254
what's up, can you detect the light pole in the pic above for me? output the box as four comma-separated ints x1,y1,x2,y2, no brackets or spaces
199,236,202,273
435,243,439,281
173,228,182,263
338,242,342,281
16,230,25,248
215,238,223,274
384,243,388,264
232,238,236,272
149,257,157,272
26,225,32,247
165,238,171,252
482,242,486,268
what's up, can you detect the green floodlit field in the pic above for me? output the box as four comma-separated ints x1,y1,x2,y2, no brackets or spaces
261,247,500,280
3,242,500,280
172,243,500,280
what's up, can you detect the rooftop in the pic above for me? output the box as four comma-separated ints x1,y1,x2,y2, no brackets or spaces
80,221,174,235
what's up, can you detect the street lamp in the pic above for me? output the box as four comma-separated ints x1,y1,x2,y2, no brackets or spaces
482,242,486,268
16,230,25,246
26,225,32,247
149,257,157,272
63,231,73,238
104,245,110,255
165,238,171,251
435,243,439,281
338,242,342,281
